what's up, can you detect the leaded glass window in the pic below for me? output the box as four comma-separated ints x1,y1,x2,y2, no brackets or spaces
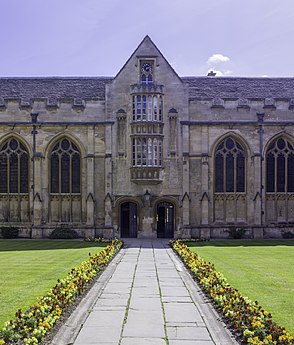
50,138,80,194
266,138,294,193
132,137,163,167
0,138,29,194
215,137,245,193
132,95,163,122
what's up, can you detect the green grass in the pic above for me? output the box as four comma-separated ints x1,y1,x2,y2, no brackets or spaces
0,240,108,327
187,240,294,335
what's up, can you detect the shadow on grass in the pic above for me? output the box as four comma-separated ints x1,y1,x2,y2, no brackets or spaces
186,239,294,247
0,239,109,252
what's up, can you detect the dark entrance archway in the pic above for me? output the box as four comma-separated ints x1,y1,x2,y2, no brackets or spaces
157,202,174,238
120,202,138,238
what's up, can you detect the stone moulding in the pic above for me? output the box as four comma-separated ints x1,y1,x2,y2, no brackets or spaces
211,98,225,108
46,97,59,108
263,97,276,109
130,167,163,184
73,98,86,108
237,98,250,109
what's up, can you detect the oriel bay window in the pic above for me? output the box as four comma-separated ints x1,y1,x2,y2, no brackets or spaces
132,95,162,122
132,137,162,167
50,138,81,194
130,59,164,182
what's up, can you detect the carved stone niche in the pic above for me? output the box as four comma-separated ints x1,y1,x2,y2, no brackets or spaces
263,98,276,109
116,109,127,156
211,98,225,109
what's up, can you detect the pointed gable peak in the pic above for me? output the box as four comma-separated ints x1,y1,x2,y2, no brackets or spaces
115,35,181,80
133,34,161,57
142,34,152,42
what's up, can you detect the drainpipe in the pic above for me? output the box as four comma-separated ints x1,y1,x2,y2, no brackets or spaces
257,113,264,225
30,112,39,237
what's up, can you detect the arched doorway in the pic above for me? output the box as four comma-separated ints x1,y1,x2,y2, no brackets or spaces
120,202,138,238
157,202,174,238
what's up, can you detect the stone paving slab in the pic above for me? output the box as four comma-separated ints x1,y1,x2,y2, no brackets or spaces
129,296,162,310
121,338,166,344
93,298,128,308
160,286,190,296
131,286,160,297
74,325,121,344
122,310,165,338
85,310,125,327
164,302,204,323
167,325,212,340
169,341,215,345
162,295,193,303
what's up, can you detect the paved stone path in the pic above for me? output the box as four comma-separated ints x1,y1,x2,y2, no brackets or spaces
52,239,237,345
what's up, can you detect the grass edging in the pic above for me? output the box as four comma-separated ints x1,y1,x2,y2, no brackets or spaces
0,239,123,345
170,240,293,345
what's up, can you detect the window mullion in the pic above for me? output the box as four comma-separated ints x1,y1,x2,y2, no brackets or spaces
59,155,61,194
7,154,10,194
18,153,20,194
234,153,236,193
274,155,277,193
223,154,226,193
285,153,288,193
69,155,72,194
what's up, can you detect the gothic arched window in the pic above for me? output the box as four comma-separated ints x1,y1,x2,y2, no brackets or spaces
50,138,80,194
215,137,245,193
266,138,294,193
0,138,29,194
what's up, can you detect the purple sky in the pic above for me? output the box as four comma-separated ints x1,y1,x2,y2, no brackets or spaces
1,0,294,77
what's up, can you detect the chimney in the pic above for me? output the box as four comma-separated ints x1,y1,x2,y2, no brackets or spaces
207,70,216,77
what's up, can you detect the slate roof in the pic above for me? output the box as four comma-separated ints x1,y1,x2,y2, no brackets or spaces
0,77,113,100
1,76,294,101
182,77,294,100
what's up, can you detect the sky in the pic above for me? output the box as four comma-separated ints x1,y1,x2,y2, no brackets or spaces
1,0,294,78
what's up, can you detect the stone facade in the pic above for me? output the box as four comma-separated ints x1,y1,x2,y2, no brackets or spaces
0,36,294,239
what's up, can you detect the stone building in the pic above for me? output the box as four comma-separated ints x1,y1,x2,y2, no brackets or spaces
0,36,294,239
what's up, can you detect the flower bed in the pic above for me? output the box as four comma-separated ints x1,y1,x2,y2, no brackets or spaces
170,240,293,345
0,239,122,345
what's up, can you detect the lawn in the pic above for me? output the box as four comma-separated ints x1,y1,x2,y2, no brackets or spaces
187,240,294,335
0,240,108,327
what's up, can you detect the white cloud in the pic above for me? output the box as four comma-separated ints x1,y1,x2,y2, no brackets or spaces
207,53,230,65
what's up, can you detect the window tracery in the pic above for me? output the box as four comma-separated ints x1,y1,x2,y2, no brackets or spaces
266,138,294,193
214,137,245,193
0,138,29,194
50,138,80,194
